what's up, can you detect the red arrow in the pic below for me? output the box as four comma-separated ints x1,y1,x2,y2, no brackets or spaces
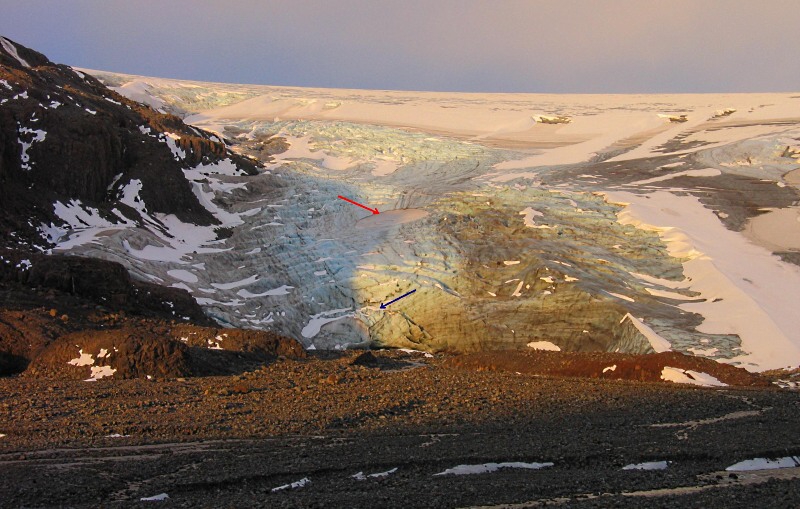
338,195,379,215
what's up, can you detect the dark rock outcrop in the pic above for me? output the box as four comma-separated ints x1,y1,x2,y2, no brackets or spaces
0,308,70,375
0,35,257,251
25,327,194,379
0,250,308,378
0,251,210,324
169,324,307,359
0,301,310,379
24,323,307,380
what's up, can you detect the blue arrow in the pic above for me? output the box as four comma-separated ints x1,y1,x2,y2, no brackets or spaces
380,289,416,309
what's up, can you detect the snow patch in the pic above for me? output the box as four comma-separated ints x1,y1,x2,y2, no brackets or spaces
352,467,398,480
86,365,116,381
140,493,169,501
40,199,123,249
237,285,294,298
398,348,434,358
660,366,727,387
607,291,634,302
519,207,551,229
622,461,669,471
18,126,47,170
607,190,800,371
119,179,146,213
687,346,719,357
0,37,30,67
302,308,354,338
527,341,561,351
112,80,167,110
210,275,259,290
162,132,185,161
630,168,721,186
193,158,243,176
726,456,800,472
68,349,94,367
621,313,672,353
168,269,198,283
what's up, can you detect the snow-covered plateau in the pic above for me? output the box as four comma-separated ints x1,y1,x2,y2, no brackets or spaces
54,71,800,371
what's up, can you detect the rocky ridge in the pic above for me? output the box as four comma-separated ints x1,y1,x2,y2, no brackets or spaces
0,36,303,379
0,36,261,252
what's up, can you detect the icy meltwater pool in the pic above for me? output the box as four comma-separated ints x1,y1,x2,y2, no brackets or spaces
354,209,429,230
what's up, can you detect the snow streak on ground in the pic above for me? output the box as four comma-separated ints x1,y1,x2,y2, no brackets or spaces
622,461,670,471
726,456,800,472
351,467,398,480
434,462,554,476
140,493,169,501
271,477,310,492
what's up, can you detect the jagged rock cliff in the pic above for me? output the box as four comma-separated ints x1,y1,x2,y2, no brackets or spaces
0,35,257,251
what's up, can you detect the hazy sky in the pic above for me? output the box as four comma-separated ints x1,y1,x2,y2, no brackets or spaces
2,0,799,93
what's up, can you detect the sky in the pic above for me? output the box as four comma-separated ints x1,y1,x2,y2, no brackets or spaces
1,0,799,94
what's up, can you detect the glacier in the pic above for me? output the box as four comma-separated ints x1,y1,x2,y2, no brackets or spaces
56,70,800,371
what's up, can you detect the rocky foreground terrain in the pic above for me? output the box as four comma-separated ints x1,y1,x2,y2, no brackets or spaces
1,350,799,508
2,236,797,507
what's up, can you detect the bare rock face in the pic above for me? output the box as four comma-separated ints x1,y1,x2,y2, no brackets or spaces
0,250,213,376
